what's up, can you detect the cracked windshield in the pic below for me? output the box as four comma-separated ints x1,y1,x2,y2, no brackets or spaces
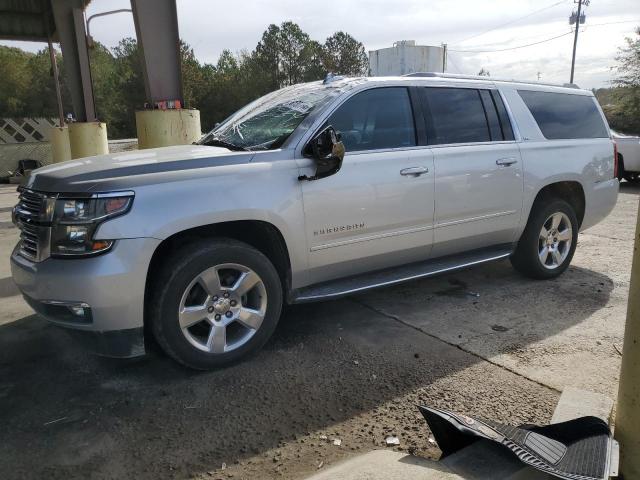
199,84,339,151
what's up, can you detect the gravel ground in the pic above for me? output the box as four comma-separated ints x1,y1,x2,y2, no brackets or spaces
0,182,637,480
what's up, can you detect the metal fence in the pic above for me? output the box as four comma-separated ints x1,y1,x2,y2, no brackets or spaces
0,118,138,178
0,118,60,144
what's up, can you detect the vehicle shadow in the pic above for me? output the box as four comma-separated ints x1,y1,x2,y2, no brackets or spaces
0,260,613,479
619,181,640,195
0,276,19,298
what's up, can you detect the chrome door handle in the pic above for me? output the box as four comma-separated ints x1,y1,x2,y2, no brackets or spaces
400,166,429,176
496,157,518,166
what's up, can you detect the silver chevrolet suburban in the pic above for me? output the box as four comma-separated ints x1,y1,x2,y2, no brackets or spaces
11,73,619,370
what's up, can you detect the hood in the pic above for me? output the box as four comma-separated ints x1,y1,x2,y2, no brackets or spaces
24,145,255,193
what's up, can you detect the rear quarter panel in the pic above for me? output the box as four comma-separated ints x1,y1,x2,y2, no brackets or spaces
501,86,618,234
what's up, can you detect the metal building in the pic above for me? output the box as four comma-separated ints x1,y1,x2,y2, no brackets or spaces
369,40,445,76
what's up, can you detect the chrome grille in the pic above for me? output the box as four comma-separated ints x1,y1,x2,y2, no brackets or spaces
16,189,45,220
14,189,50,262
19,222,39,260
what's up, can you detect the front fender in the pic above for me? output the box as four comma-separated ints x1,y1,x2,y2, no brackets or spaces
95,158,309,284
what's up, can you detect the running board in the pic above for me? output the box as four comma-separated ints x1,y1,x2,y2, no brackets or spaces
291,245,513,303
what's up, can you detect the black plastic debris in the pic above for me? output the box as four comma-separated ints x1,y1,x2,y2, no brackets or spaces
419,405,619,480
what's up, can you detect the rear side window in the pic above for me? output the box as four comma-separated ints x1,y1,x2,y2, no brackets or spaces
422,88,491,145
490,90,515,141
479,90,503,141
326,87,416,152
518,90,608,140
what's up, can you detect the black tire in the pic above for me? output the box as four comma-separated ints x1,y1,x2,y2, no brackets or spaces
510,199,578,280
617,153,625,182
149,238,283,370
624,172,640,183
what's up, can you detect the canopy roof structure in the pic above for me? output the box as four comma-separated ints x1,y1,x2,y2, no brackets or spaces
1,0,182,125
0,0,90,42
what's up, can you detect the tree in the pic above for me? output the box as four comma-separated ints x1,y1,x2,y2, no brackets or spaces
478,68,490,76
615,27,640,88
0,22,371,139
300,39,325,82
323,32,369,76
88,43,121,132
278,21,314,85
24,47,73,119
181,40,208,110
255,24,283,90
0,46,31,116
109,38,146,138
608,27,640,134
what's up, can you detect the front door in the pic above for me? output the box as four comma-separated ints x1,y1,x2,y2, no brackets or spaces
300,87,436,285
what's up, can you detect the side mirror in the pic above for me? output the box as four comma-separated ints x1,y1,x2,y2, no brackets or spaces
300,126,345,181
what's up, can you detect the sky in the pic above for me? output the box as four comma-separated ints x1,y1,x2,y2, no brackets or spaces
2,0,639,90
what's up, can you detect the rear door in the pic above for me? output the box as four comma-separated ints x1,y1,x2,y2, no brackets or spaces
299,86,436,285
419,86,524,257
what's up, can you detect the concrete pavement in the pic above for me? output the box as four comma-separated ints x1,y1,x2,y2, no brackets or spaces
0,182,635,479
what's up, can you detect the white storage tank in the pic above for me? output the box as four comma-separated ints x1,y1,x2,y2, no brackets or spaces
369,41,445,76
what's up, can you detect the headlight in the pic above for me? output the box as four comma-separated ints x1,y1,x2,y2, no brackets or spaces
50,192,134,257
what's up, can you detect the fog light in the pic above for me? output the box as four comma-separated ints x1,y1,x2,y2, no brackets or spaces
68,305,87,317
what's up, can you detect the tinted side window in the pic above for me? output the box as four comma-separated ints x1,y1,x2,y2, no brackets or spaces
326,87,416,152
423,88,491,145
518,90,608,139
479,90,502,141
491,90,515,141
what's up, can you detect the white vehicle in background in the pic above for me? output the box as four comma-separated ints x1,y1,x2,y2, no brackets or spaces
612,130,640,183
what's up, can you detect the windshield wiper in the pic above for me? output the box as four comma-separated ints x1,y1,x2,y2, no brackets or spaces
200,137,248,151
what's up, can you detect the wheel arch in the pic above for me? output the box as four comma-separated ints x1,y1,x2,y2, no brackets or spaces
144,220,292,334
528,181,586,229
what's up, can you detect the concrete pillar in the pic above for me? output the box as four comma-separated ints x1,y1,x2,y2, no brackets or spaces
49,126,72,163
131,0,183,106
616,198,640,478
50,1,97,122
68,122,109,159
135,109,201,149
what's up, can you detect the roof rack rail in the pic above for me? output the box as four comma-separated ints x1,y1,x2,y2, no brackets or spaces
403,72,580,89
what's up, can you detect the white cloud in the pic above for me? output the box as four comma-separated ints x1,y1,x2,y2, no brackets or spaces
1,0,637,89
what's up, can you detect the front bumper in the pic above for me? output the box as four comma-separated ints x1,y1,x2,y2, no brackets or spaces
11,237,161,357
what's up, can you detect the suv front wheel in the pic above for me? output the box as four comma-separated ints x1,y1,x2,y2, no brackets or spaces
149,238,283,370
511,199,578,279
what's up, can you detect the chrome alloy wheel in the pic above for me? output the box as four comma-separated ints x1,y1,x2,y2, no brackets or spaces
538,212,573,270
178,263,267,353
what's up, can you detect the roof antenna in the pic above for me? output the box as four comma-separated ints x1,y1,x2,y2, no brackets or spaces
323,73,344,84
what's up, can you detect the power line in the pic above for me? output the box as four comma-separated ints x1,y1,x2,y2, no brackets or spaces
451,0,569,45
584,19,640,28
449,19,639,54
446,52,463,73
450,31,573,53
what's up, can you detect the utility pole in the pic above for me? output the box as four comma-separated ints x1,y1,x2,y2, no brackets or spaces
616,200,640,478
569,0,588,84
47,37,65,127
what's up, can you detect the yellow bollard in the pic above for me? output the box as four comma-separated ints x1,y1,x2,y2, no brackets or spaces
48,126,71,163
68,122,109,159
616,197,640,478
135,109,201,149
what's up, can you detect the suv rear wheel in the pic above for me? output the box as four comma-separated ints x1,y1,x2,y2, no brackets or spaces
511,199,578,279
149,238,283,370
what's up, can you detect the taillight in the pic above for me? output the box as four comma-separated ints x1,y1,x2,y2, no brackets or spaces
613,141,618,180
